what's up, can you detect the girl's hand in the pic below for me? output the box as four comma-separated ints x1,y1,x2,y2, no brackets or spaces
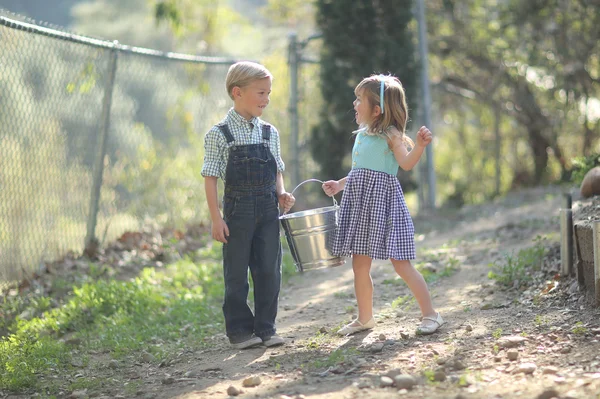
278,192,296,213
322,180,342,197
416,126,433,147
212,218,229,243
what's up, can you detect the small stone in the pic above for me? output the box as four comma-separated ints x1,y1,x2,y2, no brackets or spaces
379,333,387,341
142,352,155,363
537,388,559,399
109,360,119,369
69,390,87,399
161,377,175,385
436,358,447,365
498,336,527,348
380,376,394,387
542,367,559,375
433,370,446,382
494,356,502,362
394,374,416,390
242,376,262,387
385,368,403,379
400,332,410,339
227,386,240,396
371,342,385,353
465,324,473,332
453,360,467,370
507,349,519,361
71,358,84,368
518,363,537,374
319,326,328,334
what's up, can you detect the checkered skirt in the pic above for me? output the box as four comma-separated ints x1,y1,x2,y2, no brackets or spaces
332,168,416,260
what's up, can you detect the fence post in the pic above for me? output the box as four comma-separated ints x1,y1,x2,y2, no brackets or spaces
416,0,436,209
560,193,573,276
288,33,300,190
592,221,600,305
84,41,118,254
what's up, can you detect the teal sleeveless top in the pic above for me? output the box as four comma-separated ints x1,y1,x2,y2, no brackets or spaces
351,128,398,175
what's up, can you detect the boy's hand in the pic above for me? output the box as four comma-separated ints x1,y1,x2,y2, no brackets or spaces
322,180,342,197
211,218,229,243
278,192,296,214
416,126,433,147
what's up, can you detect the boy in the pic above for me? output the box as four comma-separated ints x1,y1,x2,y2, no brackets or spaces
202,61,295,349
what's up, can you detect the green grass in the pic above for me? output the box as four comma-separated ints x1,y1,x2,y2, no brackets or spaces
487,236,546,288
1,241,297,393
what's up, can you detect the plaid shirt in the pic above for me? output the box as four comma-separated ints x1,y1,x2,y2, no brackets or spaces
201,108,285,181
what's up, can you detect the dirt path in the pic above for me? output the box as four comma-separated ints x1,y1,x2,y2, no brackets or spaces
122,187,600,399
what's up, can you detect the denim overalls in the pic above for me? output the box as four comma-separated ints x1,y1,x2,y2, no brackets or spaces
218,122,282,343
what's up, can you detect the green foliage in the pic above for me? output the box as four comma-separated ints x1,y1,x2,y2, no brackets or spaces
312,0,418,181
0,249,224,391
570,154,600,185
488,236,546,288
309,348,358,370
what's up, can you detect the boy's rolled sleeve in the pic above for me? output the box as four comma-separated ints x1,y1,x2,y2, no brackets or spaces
201,128,225,178
271,126,285,172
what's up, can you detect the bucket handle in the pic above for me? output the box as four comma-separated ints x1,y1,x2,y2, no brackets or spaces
283,178,338,215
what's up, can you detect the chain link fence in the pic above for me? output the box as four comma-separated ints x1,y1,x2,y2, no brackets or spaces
0,11,236,283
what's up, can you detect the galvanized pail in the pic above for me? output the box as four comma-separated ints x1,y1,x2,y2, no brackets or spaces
280,179,346,272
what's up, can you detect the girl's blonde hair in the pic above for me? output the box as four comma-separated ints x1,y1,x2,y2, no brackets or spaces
226,61,273,100
355,74,414,148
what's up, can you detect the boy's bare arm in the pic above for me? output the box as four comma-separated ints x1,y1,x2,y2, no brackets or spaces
276,172,295,213
204,176,229,243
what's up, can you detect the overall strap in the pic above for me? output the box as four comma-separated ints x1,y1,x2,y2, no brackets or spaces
261,123,271,140
217,123,235,144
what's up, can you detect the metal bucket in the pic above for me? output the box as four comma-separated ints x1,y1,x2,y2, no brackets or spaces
280,179,346,272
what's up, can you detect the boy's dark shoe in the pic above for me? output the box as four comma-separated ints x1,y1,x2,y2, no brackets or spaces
230,335,262,349
262,333,285,347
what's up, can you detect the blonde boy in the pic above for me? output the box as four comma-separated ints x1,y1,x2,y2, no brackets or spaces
202,62,295,349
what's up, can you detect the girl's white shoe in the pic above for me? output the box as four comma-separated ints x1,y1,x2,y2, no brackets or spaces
337,318,376,336
415,313,444,335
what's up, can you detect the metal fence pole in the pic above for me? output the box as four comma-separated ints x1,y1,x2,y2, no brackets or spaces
84,41,119,252
288,33,300,190
416,0,436,209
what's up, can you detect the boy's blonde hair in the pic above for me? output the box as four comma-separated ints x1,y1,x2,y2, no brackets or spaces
355,74,414,148
226,61,273,100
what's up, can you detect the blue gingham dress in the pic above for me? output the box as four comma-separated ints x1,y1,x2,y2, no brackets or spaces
332,133,416,260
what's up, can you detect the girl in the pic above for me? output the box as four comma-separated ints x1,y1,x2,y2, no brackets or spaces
322,74,443,336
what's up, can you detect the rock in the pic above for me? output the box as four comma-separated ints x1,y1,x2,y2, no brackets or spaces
384,368,403,379
380,376,394,387
433,370,446,382
378,333,387,341
227,386,240,396
517,363,537,374
465,324,473,332
371,342,384,353
69,390,87,399
507,349,519,361
537,388,560,399
71,358,84,368
319,326,328,334
109,360,119,369
161,377,175,385
142,352,155,363
453,360,467,370
580,166,600,198
498,336,527,348
393,374,417,390
242,376,262,387
400,332,410,339
542,367,559,375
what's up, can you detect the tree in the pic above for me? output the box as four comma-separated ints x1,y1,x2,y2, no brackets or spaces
311,0,418,183
427,0,600,185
